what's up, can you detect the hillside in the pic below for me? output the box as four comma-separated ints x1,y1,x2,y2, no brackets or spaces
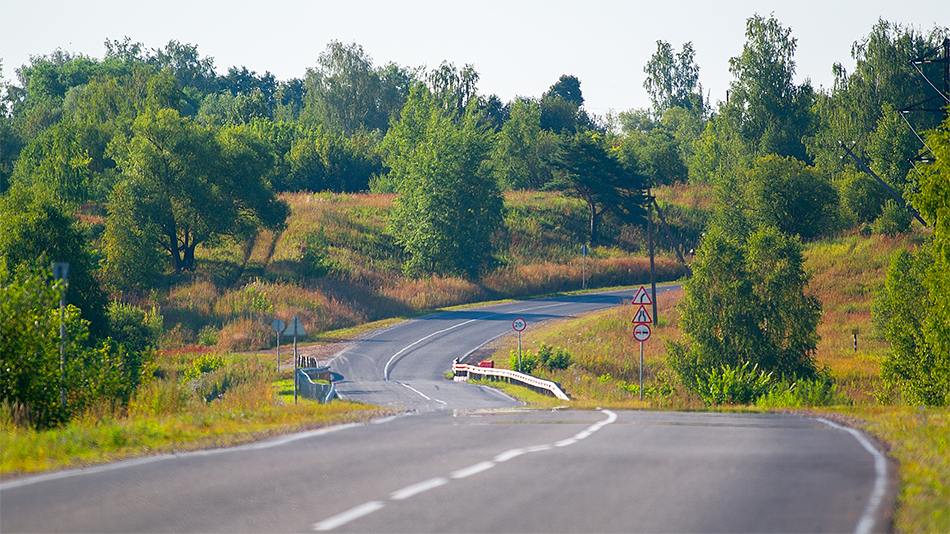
153,189,690,351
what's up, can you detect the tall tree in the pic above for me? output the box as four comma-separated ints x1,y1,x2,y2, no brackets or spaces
723,14,815,161
303,41,386,135
643,40,704,117
669,226,821,390
544,132,647,244
109,109,288,271
383,85,502,277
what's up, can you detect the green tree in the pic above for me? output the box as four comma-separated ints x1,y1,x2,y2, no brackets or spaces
383,86,502,277
109,109,288,271
0,186,108,337
544,131,647,244
303,41,387,135
490,98,556,190
875,115,950,405
722,14,815,161
669,226,821,392
642,40,704,117
743,155,839,240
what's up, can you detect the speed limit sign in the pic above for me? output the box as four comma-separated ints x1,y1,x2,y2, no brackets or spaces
633,323,651,342
512,318,527,332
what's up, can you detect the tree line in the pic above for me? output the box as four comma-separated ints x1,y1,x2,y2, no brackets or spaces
2,14,949,427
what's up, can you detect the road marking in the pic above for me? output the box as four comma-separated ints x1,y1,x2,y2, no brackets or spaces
312,501,386,531
394,382,447,405
384,319,479,380
451,461,496,479
390,477,449,500
310,410,619,531
494,448,526,462
817,419,889,534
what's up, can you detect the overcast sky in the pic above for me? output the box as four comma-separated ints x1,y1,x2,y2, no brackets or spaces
2,0,947,116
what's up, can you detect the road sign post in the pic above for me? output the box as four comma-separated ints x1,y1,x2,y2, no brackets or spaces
272,319,286,371
581,244,589,290
513,318,527,372
632,314,652,402
285,316,307,404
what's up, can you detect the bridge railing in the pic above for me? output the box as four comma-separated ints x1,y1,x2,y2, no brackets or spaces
296,367,336,403
452,362,570,401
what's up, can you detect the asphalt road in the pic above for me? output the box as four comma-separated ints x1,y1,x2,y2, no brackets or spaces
330,287,675,410
0,287,894,533
0,409,891,533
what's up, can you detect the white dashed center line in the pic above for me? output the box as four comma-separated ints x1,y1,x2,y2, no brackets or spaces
311,409,618,531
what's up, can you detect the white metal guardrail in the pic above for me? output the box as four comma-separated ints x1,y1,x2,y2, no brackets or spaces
452,363,571,401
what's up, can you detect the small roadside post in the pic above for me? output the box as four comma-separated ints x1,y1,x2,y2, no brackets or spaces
581,243,589,290
285,315,307,404
632,286,653,401
271,319,286,371
512,317,527,372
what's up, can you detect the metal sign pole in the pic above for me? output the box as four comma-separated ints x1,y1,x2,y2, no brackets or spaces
639,341,644,402
518,330,523,373
293,333,298,405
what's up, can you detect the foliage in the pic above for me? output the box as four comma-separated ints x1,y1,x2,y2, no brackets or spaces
535,343,573,370
872,199,912,236
743,155,839,240
755,374,843,408
721,14,815,161
383,86,503,277
693,362,772,405
874,116,950,406
107,301,163,354
544,131,647,244
669,226,821,392
509,348,538,374
109,109,289,271
0,186,109,337
642,40,704,117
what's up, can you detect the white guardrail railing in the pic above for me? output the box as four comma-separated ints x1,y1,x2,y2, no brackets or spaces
452,363,571,401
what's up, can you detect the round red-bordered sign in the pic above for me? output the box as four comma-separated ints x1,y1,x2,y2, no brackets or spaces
512,318,527,332
633,323,651,342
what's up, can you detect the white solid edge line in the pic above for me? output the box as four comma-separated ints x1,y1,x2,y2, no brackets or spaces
451,461,496,479
390,477,449,501
817,418,888,534
312,501,386,531
494,448,526,462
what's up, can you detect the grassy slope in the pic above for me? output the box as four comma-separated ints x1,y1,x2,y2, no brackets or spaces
158,190,689,351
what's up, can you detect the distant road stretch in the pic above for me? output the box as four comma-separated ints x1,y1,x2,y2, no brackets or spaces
329,286,679,410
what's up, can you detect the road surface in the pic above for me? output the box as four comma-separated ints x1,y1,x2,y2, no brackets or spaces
0,287,894,533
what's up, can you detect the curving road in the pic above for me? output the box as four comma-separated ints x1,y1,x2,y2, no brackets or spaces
329,287,672,410
0,287,895,533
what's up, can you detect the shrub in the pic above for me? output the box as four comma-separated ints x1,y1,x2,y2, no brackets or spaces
756,375,843,408
536,343,573,370
107,302,163,353
509,348,538,374
872,199,912,235
694,362,772,405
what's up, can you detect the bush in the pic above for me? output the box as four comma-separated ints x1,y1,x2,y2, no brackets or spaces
872,199,912,235
756,375,844,408
509,348,538,374
536,343,573,370
694,362,772,405
107,302,163,353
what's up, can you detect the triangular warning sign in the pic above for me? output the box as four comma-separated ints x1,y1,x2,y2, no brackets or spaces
632,305,652,324
632,286,652,305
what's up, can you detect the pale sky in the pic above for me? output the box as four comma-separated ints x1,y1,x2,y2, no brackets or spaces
2,1,947,116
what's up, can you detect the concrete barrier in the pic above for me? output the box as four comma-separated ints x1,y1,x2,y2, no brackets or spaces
452,362,570,401
296,367,336,403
